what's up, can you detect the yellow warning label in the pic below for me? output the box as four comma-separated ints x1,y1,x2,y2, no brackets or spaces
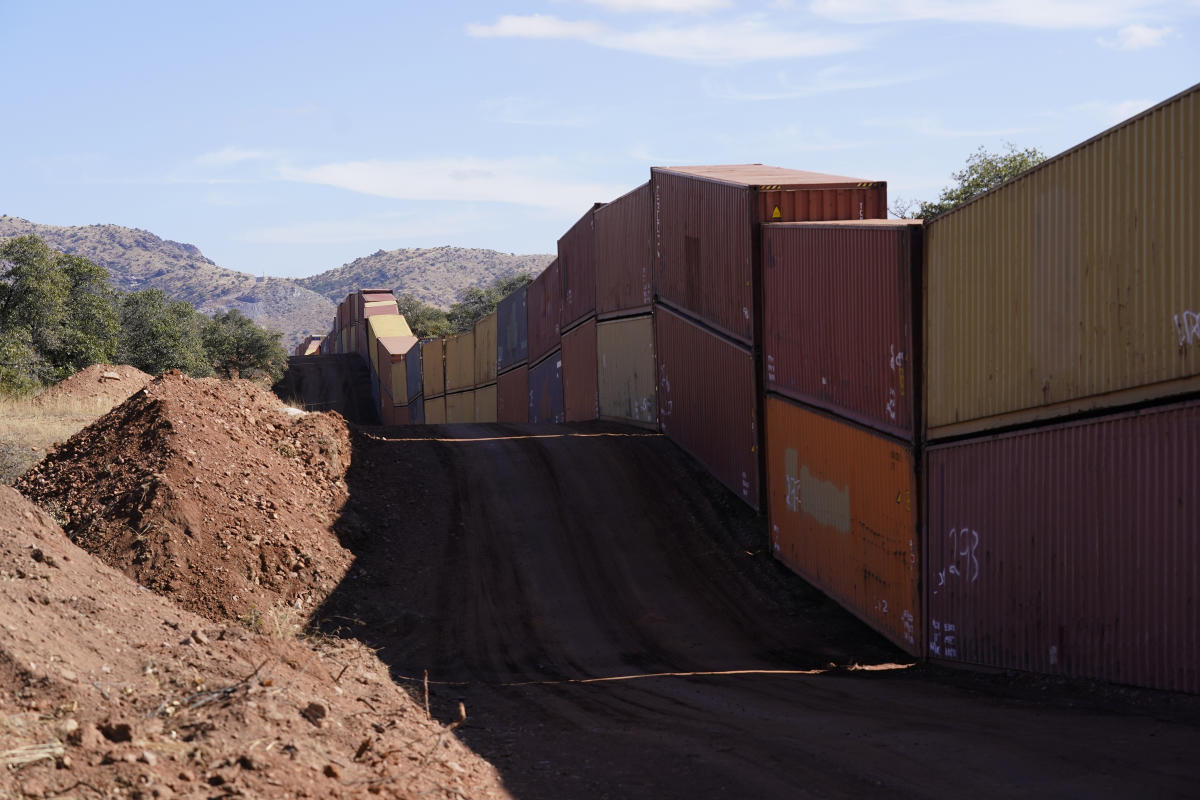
772,206,782,220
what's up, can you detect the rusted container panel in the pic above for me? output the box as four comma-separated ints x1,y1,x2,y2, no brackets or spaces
765,394,920,655
421,339,445,399
446,390,476,423
527,259,561,363
763,221,921,440
596,183,653,315
925,399,1200,693
655,306,759,510
497,285,528,371
926,84,1200,439
475,383,497,423
355,289,396,321
377,334,419,406
408,394,425,426
474,312,498,386
561,317,598,422
597,315,657,426
654,165,886,344
497,365,529,423
424,394,446,425
445,331,475,393
529,351,564,424
559,204,601,328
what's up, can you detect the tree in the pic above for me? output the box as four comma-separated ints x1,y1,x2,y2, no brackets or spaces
203,309,288,382
117,289,213,377
446,272,534,334
394,293,452,339
893,143,1048,219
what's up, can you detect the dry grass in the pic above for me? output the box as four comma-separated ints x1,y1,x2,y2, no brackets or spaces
0,393,122,485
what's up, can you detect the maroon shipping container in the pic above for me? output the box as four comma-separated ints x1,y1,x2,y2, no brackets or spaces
653,165,886,345
925,399,1200,693
655,306,760,510
762,221,922,441
527,259,561,364
559,204,601,328
497,365,529,423
562,317,598,422
596,183,653,316
497,285,528,372
528,351,564,424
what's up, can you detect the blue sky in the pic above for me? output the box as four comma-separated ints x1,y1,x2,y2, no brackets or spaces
2,1,1196,278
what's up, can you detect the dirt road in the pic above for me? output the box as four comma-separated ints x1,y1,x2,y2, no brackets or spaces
317,423,1200,799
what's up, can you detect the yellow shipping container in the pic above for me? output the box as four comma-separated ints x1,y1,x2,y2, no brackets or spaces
366,315,412,377
474,383,497,423
926,83,1200,437
445,331,476,393
596,315,656,426
421,339,445,399
474,312,498,386
425,394,446,425
445,390,476,423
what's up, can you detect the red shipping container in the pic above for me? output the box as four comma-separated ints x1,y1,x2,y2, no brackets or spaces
497,366,529,423
527,259,561,364
559,204,601,328
655,306,760,510
562,317,598,422
762,221,921,440
653,165,886,345
596,183,652,316
925,399,1200,693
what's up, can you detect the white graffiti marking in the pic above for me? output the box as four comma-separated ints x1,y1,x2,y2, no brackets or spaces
785,473,801,513
933,527,981,596
1175,310,1200,347
901,610,915,646
929,619,959,658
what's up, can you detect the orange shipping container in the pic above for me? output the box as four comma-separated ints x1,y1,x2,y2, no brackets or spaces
425,394,446,425
765,394,920,655
562,318,598,422
475,383,497,423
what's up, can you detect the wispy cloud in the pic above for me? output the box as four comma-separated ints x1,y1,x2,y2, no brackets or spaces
704,65,923,100
1098,23,1173,48
277,156,626,212
808,0,1163,28
194,147,273,167
865,114,1035,138
582,0,731,11
466,14,865,63
481,96,592,127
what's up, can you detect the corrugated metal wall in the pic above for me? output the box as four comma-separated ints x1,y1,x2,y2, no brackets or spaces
655,306,759,510
475,384,497,423
925,399,1200,693
474,312,498,386
560,205,600,328
445,331,475,393
425,394,446,425
763,221,920,440
562,317,598,422
529,351,564,424
421,339,445,399
527,260,562,364
596,183,653,316
597,315,657,426
408,394,425,425
765,394,920,655
446,390,476,424
497,285,529,371
497,365,529,423
925,84,1200,438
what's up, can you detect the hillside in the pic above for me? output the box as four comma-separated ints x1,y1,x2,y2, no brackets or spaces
299,245,554,309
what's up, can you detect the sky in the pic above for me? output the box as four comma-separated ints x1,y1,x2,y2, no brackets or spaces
1,1,1197,278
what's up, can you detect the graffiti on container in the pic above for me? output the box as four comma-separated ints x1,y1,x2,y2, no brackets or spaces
933,527,980,595
929,619,958,658
784,448,850,532
901,610,915,646
766,354,776,383
873,598,889,614
886,345,905,421
1175,310,1200,348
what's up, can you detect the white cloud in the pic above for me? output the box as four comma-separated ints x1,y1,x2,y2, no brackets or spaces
704,65,922,100
278,156,627,212
1099,23,1172,48
466,14,864,62
582,0,732,11
809,0,1162,28
194,147,272,167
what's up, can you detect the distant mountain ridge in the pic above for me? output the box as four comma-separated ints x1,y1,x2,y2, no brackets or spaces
0,216,553,349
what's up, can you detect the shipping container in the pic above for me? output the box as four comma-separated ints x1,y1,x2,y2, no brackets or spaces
356,289,397,320
376,334,420,406
497,365,529,423
653,165,887,344
596,183,653,316
527,259,561,363
925,84,1200,439
421,339,445,399
560,204,602,328
367,315,414,379
497,285,529,371
655,306,760,510
763,221,922,440
445,331,475,393
408,394,425,426
425,394,446,425
475,383,498,423
529,351,564,424
765,394,920,655
405,339,422,403
474,311,498,386
562,317,598,422
925,398,1200,693
597,315,657,427
446,390,476,424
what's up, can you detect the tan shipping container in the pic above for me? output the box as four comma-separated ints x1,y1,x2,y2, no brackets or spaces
475,383,497,423
445,331,476,393
765,394,920,655
367,315,413,377
425,394,447,425
926,83,1200,438
474,312,498,386
596,315,657,427
446,390,476,423
421,339,445,399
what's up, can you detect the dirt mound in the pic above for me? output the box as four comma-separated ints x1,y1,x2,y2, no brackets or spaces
17,372,354,625
0,485,509,799
33,364,152,408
